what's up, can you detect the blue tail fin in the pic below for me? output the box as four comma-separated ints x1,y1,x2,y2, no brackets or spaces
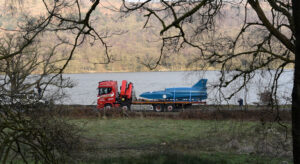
192,79,207,88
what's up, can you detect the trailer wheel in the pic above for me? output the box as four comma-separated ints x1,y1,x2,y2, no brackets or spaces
149,105,154,111
166,105,174,112
154,104,163,112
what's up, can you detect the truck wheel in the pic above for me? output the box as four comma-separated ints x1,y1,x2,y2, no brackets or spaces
166,105,174,112
121,105,130,111
154,104,163,112
104,104,112,110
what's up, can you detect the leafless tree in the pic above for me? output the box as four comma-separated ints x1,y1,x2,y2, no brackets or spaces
0,30,79,164
120,0,299,162
0,104,82,163
1,0,113,65
0,34,74,104
0,0,115,163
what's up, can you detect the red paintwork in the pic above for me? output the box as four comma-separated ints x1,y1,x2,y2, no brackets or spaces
97,81,118,109
97,80,133,109
125,82,133,99
120,80,127,97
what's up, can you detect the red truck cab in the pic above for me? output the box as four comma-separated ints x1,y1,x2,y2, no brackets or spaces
97,80,134,109
97,81,119,109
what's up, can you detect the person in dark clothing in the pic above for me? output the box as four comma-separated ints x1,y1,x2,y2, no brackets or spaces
238,98,244,110
36,84,42,98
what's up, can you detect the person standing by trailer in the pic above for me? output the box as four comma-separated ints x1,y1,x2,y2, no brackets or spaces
238,98,244,110
34,83,42,98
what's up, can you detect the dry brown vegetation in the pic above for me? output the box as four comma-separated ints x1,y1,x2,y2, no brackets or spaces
53,105,291,122
0,0,289,73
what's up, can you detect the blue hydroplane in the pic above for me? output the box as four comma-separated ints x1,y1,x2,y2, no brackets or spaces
140,79,208,101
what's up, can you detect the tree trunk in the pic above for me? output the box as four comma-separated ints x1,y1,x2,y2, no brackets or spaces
292,0,300,163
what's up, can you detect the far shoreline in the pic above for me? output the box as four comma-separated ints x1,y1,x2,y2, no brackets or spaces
36,68,295,75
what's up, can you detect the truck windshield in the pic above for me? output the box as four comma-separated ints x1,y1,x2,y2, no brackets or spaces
98,87,112,95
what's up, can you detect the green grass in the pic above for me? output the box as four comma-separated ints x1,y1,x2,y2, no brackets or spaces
76,119,245,145
15,152,291,164
70,118,292,163
84,152,291,164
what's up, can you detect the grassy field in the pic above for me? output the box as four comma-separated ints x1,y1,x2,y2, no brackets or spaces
70,117,292,163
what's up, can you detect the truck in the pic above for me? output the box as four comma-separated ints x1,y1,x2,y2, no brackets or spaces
97,79,207,112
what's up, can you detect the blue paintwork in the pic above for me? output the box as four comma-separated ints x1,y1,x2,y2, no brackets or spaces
140,79,207,101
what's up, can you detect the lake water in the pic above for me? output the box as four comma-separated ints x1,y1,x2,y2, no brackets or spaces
61,70,294,105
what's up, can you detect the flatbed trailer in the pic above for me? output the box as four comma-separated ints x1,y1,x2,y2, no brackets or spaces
131,100,206,112
131,101,206,105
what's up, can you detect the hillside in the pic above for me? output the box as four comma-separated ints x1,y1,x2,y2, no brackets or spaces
0,0,289,73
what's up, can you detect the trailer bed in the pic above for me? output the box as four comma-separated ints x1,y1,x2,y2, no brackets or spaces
131,101,206,105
